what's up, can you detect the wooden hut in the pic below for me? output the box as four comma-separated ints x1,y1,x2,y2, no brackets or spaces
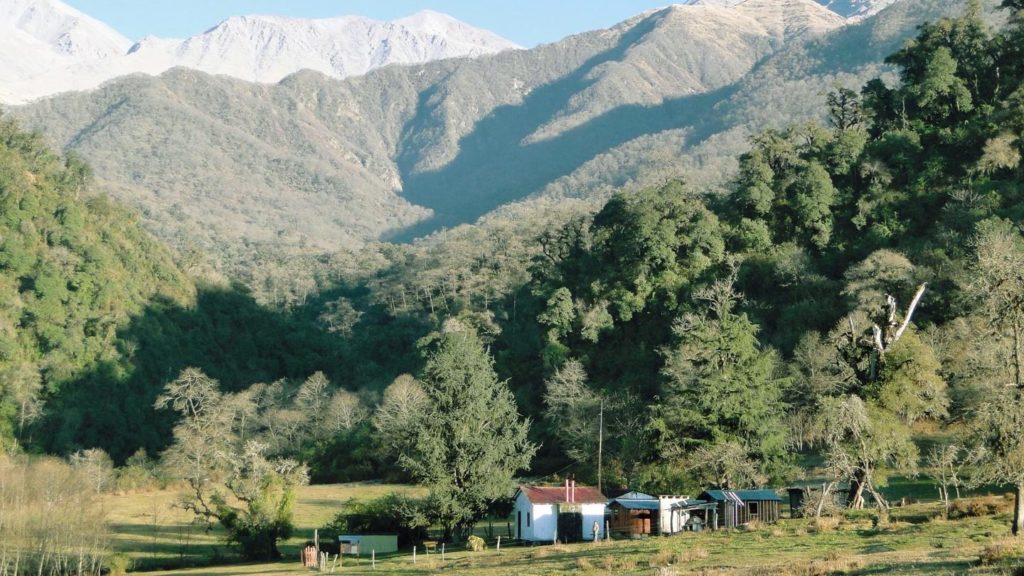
608,491,658,537
698,490,782,529
608,492,699,537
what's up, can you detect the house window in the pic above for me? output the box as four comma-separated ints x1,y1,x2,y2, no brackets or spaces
527,512,531,527
748,502,759,515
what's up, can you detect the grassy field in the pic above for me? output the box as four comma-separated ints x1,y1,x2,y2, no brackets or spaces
102,482,426,572
102,483,1024,575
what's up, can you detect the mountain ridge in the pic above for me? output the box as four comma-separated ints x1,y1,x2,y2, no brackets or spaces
12,0,869,254
0,1,520,104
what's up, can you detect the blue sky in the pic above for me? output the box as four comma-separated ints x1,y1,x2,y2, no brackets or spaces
63,1,672,47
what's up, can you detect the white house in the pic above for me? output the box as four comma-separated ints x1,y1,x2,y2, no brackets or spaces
512,481,607,543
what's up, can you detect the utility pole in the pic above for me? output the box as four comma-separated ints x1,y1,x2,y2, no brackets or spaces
598,398,604,493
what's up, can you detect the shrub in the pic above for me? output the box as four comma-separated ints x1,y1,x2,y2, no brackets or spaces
979,538,1024,565
321,493,431,548
466,535,487,552
808,516,840,533
950,496,1012,519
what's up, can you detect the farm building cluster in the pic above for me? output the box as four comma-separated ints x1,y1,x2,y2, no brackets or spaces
321,479,786,565
512,480,783,543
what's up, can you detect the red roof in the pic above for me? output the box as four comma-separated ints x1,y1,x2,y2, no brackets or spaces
517,485,607,505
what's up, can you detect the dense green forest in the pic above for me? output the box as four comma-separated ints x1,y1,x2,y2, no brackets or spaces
4,0,1024,541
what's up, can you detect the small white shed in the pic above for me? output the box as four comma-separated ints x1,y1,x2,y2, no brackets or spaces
512,481,607,543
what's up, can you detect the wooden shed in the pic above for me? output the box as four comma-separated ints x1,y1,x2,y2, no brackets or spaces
698,489,782,529
608,491,659,537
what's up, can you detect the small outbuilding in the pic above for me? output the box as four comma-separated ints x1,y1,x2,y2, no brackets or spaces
336,534,398,555
513,480,607,543
608,491,659,537
608,491,693,537
697,489,782,529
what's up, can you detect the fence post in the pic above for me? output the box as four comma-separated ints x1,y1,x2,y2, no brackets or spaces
372,549,375,570
441,543,445,561
497,536,501,554
413,546,417,564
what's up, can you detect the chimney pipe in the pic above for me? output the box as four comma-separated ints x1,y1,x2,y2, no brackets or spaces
565,478,569,502
571,480,576,503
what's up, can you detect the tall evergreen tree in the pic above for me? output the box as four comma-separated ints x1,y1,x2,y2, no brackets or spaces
400,320,536,541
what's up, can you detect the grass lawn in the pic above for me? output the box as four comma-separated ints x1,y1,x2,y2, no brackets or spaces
104,484,1024,575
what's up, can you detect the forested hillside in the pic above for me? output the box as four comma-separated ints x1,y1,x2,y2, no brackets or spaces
0,119,192,447
287,0,1024,503
0,119,393,461
5,0,1024,546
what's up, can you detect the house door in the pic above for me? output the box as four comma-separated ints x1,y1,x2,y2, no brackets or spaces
517,511,522,539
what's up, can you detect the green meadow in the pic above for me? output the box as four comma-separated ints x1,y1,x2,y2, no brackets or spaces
102,483,1024,576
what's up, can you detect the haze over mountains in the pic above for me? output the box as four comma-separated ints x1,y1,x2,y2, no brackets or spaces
8,0,985,260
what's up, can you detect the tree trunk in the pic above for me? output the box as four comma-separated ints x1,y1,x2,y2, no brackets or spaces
1014,483,1024,536
847,469,867,509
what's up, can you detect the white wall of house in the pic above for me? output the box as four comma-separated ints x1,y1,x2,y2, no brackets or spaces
513,492,559,542
582,503,606,540
533,503,557,541
513,496,608,542
658,496,688,535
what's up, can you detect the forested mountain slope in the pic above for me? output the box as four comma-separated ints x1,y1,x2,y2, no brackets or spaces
0,117,192,446
15,0,848,255
0,118,371,460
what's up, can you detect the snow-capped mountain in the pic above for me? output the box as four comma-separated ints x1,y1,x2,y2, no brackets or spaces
0,0,130,101
680,0,901,20
817,0,902,19
124,10,520,84
0,1,520,104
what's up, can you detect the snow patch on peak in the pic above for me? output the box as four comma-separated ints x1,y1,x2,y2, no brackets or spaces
1,5,520,104
817,0,901,20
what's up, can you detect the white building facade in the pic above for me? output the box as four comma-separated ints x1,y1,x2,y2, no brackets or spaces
512,481,607,543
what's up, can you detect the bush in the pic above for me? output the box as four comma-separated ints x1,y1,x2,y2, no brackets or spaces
466,535,487,552
321,493,431,548
950,496,1013,519
980,538,1024,565
808,516,840,533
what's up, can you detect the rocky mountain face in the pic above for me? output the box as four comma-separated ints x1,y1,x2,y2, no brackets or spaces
0,2,519,104
13,0,981,258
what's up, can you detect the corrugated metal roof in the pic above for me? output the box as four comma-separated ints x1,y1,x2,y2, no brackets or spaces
700,489,782,503
516,485,607,504
670,498,716,510
616,491,656,500
612,499,660,510
614,487,655,498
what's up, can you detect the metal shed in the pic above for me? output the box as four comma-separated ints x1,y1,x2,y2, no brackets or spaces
698,489,782,528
